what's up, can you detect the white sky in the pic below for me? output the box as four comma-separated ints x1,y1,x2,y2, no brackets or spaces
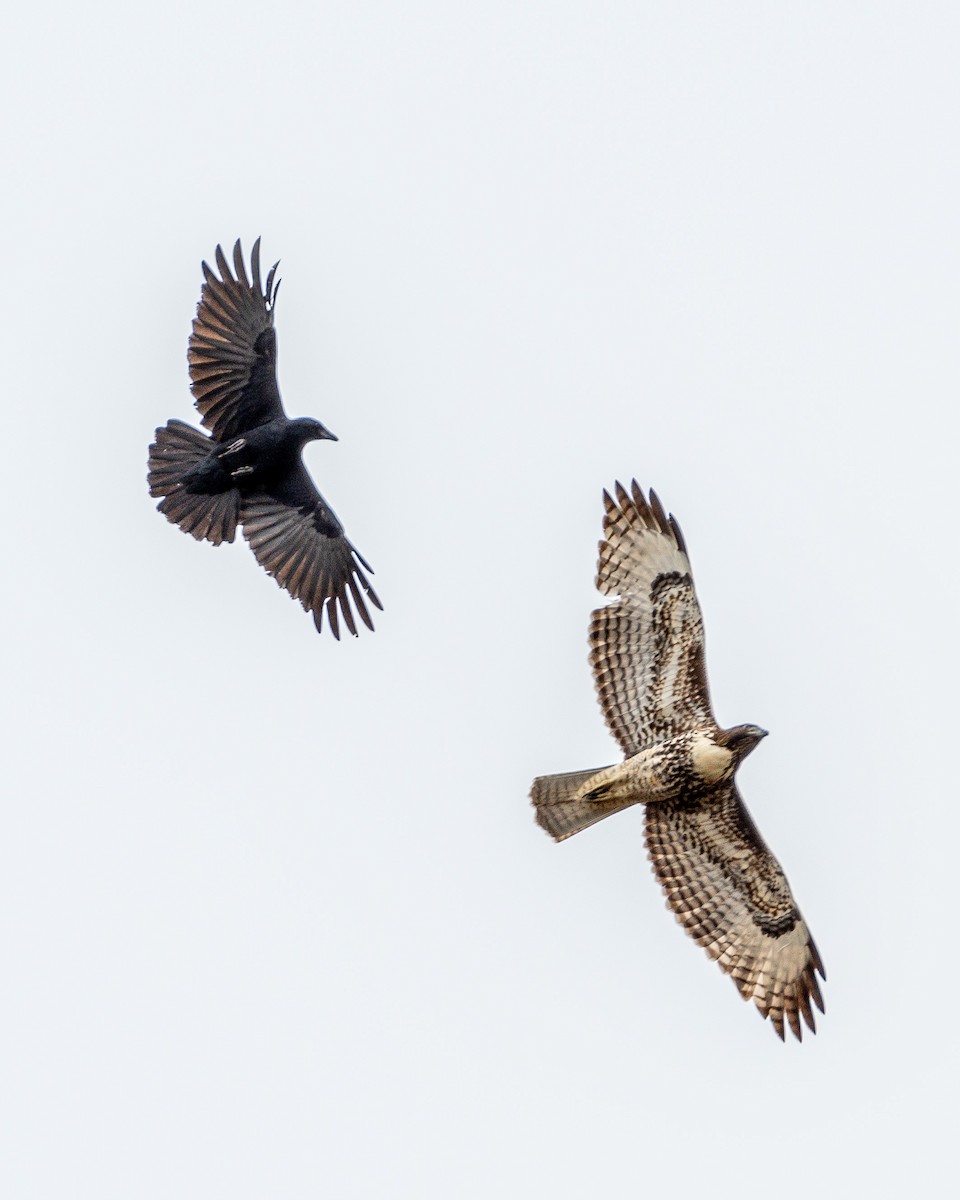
3,3,958,1196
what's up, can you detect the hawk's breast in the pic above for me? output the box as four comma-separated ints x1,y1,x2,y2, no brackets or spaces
690,734,734,786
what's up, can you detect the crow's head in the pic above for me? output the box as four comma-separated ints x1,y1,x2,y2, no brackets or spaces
291,417,338,444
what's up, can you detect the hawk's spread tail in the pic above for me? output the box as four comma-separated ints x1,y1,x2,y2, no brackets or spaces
531,766,637,841
148,420,240,546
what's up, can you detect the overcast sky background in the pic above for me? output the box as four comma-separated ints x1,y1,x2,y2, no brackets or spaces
2,3,958,1196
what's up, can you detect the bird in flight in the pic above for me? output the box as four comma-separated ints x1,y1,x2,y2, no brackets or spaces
148,239,381,638
531,481,824,1041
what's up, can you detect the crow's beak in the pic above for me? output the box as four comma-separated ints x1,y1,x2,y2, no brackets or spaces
320,425,338,442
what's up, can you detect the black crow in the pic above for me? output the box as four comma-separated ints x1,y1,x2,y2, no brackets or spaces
148,239,381,638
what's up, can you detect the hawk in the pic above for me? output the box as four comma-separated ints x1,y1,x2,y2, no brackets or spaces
530,481,825,1041
148,239,381,638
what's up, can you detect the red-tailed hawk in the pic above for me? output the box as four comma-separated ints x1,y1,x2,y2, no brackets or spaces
531,481,825,1041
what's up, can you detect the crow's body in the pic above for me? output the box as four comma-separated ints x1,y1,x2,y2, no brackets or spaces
179,418,329,497
148,240,381,638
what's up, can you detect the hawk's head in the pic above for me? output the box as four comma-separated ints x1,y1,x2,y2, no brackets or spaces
717,724,768,761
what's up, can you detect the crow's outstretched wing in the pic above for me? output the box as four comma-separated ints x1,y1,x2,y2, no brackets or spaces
644,781,825,1041
240,463,381,638
188,238,284,442
590,481,715,756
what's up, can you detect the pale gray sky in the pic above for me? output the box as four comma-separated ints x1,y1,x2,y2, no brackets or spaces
3,3,958,1196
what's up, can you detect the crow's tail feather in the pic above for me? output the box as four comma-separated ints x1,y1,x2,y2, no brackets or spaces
148,420,240,545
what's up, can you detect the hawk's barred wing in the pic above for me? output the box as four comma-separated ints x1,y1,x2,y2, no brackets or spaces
590,481,714,755
644,782,825,1041
240,463,381,639
188,238,285,442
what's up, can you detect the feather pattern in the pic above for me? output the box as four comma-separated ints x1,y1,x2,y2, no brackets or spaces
645,783,825,1040
188,237,284,442
590,480,713,757
147,419,240,545
241,463,382,639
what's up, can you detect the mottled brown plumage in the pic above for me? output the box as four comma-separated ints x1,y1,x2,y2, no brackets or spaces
530,481,825,1041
